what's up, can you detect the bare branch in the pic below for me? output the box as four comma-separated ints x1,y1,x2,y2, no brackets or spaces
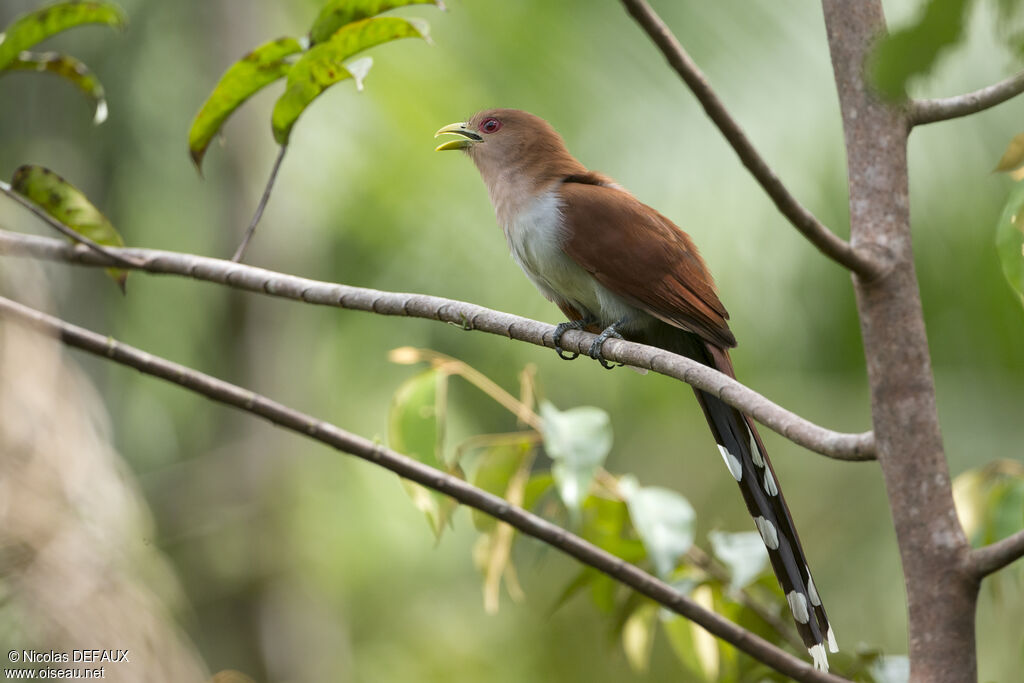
617,0,882,279
910,71,1024,126
0,181,144,269
0,229,875,461
969,529,1024,579
0,294,851,683
231,145,287,263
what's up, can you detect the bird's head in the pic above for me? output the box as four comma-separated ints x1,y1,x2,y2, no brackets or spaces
434,109,585,189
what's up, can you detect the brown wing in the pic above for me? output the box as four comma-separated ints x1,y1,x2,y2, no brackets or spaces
560,181,736,349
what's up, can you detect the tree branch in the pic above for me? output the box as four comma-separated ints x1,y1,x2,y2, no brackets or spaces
0,294,851,683
968,529,1024,579
910,70,1024,126
0,228,875,461
617,0,882,279
0,180,145,269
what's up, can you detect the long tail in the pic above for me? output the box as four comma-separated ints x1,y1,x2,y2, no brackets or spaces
665,333,837,670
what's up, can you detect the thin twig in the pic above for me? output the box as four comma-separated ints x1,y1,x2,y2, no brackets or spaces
0,180,144,268
969,529,1024,579
0,294,849,683
231,145,287,263
910,70,1024,126
0,229,875,461
617,0,882,279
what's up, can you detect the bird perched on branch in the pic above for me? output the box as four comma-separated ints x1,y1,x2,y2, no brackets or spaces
436,108,837,670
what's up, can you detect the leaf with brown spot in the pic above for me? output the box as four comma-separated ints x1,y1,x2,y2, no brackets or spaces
0,1,126,71
309,0,444,45
2,51,108,124
272,16,431,145
188,37,303,170
11,165,128,292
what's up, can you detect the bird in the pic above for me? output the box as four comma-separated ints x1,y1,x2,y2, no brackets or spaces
435,108,837,671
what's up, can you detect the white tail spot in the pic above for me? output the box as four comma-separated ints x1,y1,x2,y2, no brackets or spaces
717,444,743,482
809,643,829,671
763,468,778,496
786,591,810,624
827,626,839,653
748,430,764,468
754,516,779,550
807,571,821,606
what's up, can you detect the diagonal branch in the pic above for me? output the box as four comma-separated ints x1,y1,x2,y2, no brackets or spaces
968,529,1024,579
0,294,850,683
0,228,875,461
617,0,882,279
910,71,1024,126
0,180,145,269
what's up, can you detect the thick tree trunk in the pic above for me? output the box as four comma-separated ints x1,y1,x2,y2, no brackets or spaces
820,2,978,682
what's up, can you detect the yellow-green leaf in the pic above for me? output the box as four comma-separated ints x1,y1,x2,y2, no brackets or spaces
388,369,460,538
272,16,430,145
188,37,303,170
3,51,107,124
995,182,1024,307
309,0,444,45
11,165,127,291
994,132,1024,174
0,1,126,71
470,445,529,532
622,603,658,673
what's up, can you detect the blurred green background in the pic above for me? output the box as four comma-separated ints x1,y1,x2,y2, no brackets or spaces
0,0,1022,680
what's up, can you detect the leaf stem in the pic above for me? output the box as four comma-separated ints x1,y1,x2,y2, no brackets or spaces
231,145,287,263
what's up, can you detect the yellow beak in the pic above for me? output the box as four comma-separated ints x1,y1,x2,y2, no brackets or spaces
434,122,482,151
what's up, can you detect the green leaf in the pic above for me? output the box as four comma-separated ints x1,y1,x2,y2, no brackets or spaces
707,530,770,591
869,0,972,100
2,51,107,124
622,476,695,578
188,37,303,170
10,165,127,291
388,368,458,538
309,0,444,45
0,1,127,71
621,603,658,673
993,132,1024,174
995,182,1024,307
272,16,430,145
470,445,529,531
539,400,612,518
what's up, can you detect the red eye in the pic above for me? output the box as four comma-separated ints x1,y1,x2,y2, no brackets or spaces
480,118,502,134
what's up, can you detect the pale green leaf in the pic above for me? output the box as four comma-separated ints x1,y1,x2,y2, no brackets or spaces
0,1,126,71
309,0,444,45
11,165,126,291
540,400,612,517
993,132,1024,174
2,51,107,124
470,445,529,532
622,476,695,578
388,369,458,537
995,182,1024,307
621,603,657,673
870,655,910,683
707,530,770,591
272,16,430,144
188,37,303,169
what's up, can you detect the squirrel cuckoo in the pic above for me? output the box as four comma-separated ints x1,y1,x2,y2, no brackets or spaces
435,109,837,670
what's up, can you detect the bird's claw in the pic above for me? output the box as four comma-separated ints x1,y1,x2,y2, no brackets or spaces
552,320,585,360
588,323,625,370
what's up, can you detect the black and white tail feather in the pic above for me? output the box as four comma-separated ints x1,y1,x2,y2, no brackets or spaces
691,342,837,670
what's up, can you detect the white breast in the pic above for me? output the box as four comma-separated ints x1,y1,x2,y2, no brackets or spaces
500,188,643,328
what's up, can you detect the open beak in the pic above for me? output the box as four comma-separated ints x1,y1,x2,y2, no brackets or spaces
434,122,482,151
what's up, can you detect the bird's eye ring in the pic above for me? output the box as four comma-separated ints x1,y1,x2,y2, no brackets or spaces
480,118,502,134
